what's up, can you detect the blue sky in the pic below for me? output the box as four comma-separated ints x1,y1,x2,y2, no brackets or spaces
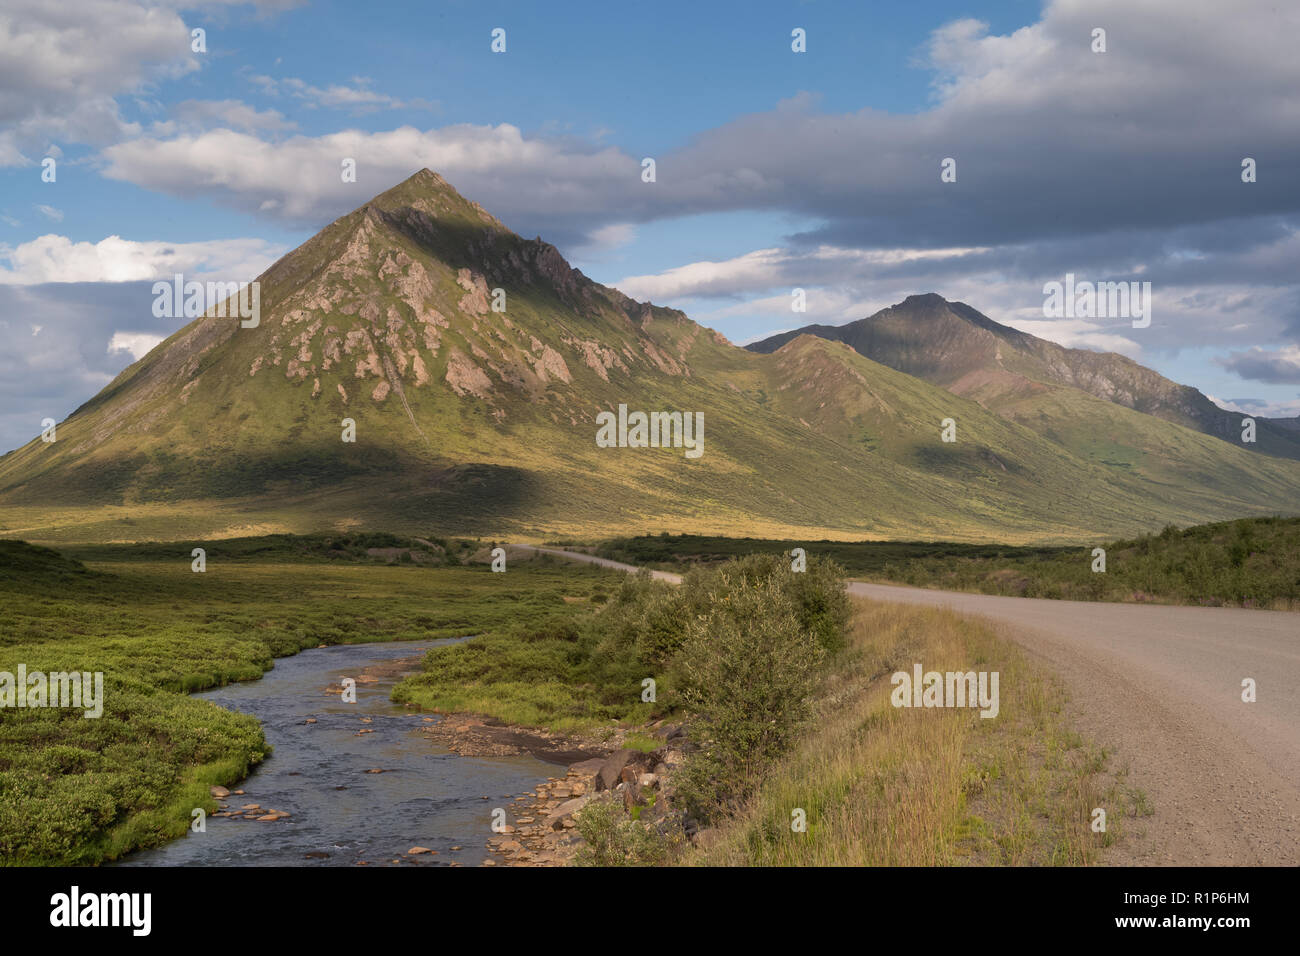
2,0,1299,453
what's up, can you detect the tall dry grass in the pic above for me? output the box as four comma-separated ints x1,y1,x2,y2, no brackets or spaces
686,598,1129,866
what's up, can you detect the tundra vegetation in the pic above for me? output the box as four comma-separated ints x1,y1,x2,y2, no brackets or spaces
871,516,1299,609
404,548,1125,866
592,515,1300,609
1,534,1130,868
0,537,608,864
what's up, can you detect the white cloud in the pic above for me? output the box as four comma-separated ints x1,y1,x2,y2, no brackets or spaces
247,74,434,113
100,124,636,230
615,245,991,301
584,223,636,250
613,224,1300,359
0,0,194,164
1207,394,1300,418
999,317,1143,358
166,99,297,134
0,234,287,284
107,330,163,359
617,249,786,300
0,0,305,164
35,204,62,222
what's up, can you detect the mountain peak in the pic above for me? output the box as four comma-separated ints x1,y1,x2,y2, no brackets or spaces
360,167,509,234
898,292,949,307
6,167,730,489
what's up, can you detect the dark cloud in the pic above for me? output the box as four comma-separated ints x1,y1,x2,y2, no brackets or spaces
1216,346,1300,384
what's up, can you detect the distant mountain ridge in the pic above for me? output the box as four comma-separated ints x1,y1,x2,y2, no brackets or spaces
1,171,1298,545
747,293,1300,461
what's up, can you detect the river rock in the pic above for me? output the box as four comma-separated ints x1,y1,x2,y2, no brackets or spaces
408,846,432,855
595,750,635,791
544,796,589,830
210,785,230,798
568,757,605,775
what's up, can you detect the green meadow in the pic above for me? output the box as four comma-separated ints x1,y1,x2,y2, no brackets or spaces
0,531,1149,869
0,538,613,864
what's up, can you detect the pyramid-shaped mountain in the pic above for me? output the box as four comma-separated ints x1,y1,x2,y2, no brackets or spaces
2,171,1298,544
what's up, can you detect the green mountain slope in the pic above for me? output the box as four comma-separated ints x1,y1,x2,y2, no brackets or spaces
1,171,1297,545
758,335,1300,534
747,293,1300,461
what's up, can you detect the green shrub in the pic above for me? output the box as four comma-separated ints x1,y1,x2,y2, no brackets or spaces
572,795,681,866
788,556,852,652
672,562,827,821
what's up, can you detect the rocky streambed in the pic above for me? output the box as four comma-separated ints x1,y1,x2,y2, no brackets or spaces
118,639,574,867
117,635,701,868
478,725,692,866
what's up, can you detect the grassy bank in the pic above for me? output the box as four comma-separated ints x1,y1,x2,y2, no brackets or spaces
685,598,1143,865
589,515,1300,609
0,540,609,864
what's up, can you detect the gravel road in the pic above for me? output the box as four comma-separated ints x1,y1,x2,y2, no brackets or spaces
850,582,1299,865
